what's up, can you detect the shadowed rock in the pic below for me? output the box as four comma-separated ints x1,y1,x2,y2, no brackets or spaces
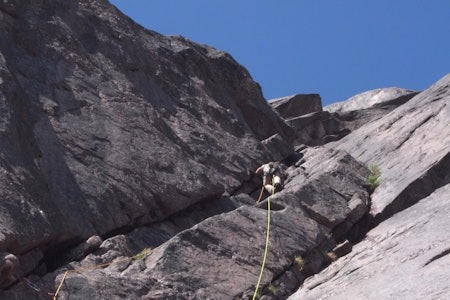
4,146,372,299
0,0,291,258
269,94,322,119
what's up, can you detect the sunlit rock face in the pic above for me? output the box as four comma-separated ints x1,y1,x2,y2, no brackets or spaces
1,0,449,299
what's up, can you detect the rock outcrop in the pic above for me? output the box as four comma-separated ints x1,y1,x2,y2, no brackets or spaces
0,0,449,299
0,0,290,257
287,76,450,299
269,94,322,119
270,89,419,146
331,74,450,224
325,87,418,113
289,182,450,300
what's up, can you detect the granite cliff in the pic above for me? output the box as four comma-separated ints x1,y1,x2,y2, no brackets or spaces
0,0,449,299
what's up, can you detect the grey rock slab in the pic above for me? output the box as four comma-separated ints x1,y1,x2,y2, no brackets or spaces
283,147,370,230
289,182,450,300
325,87,417,113
4,146,374,299
323,88,418,139
0,0,292,257
261,133,295,162
286,111,348,146
269,94,323,119
36,202,328,299
330,74,450,221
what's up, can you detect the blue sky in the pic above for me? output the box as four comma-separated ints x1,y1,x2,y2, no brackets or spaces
109,0,450,106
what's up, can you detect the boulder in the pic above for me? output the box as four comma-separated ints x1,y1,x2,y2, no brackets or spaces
286,111,348,146
261,133,295,162
269,94,322,119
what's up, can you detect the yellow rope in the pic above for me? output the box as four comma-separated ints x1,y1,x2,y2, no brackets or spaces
252,182,274,299
53,270,68,300
256,185,265,203
52,248,151,299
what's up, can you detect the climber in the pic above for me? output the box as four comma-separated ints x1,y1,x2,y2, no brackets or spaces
255,162,285,195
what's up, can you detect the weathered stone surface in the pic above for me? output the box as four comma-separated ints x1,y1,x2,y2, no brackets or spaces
268,94,351,146
325,87,417,113
283,147,370,230
330,74,450,223
289,183,450,300
261,133,295,162
324,89,419,134
1,0,449,298
280,88,418,146
269,94,322,119
286,111,349,146
0,144,373,299
0,0,292,260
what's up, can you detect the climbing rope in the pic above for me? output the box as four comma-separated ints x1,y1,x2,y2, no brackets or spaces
252,181,275,299
256,185,265,203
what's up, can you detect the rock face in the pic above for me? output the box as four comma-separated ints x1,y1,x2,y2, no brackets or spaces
287,76,450,299
289,183,450,300
0,0,449,299
271,89,419,146
269,94,322,119
324,87,419,133
2,146,371,299
0,0,290,256
331,74,450,224
325,87,418,113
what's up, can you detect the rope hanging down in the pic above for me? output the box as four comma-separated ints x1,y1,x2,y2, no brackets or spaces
253,181,275,299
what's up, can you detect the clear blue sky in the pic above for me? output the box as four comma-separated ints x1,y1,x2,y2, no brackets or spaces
109,0,449,106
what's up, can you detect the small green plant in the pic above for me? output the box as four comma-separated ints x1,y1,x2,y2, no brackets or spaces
367,164,381,188
132,248,151,261
294,255,305,270
267,282,278,296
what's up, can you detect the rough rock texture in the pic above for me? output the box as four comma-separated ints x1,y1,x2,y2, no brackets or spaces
289,182,450,300
325,87,418,113
274,88,418,146
285,111,348,146
0,0,449,299
285,75,450,299
0,0,291,259
324,88,419,133
330,74,450,224
269,94,322,119
0,146,371,299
